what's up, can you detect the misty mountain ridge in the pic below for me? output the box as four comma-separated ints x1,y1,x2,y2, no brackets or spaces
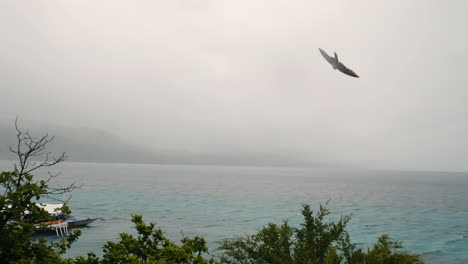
0,121,327,167
0,121,160,164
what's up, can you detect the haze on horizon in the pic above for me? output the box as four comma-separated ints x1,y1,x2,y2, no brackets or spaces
1,0,468,171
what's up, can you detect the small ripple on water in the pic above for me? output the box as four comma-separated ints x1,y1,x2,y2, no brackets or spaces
445,236,465,245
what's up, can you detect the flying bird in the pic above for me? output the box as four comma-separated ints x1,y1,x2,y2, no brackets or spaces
319,48,359,78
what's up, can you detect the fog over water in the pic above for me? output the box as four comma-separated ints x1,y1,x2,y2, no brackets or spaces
1,1,468,171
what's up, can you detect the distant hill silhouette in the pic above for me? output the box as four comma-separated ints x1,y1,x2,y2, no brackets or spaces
0,121,327,167
0,122,163,164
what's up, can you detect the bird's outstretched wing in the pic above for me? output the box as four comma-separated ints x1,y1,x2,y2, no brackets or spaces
338,65,359,78
319,48,335,65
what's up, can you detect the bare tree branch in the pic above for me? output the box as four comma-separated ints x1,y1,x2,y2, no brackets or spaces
7,118,77,202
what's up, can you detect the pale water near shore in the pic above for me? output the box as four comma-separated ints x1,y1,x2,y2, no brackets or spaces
2,160,467,263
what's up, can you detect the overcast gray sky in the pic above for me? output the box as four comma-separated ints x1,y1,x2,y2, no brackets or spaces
1,0,468,171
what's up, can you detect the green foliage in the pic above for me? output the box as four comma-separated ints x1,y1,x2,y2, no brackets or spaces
217,221,295,264
360,235,424,264
0,169,81,264
218,203,423,264
68,215,218,264
0,123,79,264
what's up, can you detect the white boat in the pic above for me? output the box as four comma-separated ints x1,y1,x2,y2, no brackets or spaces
35,203,99,237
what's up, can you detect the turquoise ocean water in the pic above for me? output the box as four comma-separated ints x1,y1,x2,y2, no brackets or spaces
2,160,467,263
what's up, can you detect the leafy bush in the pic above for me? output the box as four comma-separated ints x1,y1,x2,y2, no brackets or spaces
218,203,423,264
71,215,217,264
0,124,79,264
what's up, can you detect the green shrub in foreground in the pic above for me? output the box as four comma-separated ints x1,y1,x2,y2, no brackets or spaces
71,215,217,264
218,203,423,264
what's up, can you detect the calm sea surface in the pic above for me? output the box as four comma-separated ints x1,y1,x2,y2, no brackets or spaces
2,160,468,263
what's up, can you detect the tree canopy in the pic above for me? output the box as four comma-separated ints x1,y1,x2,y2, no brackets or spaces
218,203,423,264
